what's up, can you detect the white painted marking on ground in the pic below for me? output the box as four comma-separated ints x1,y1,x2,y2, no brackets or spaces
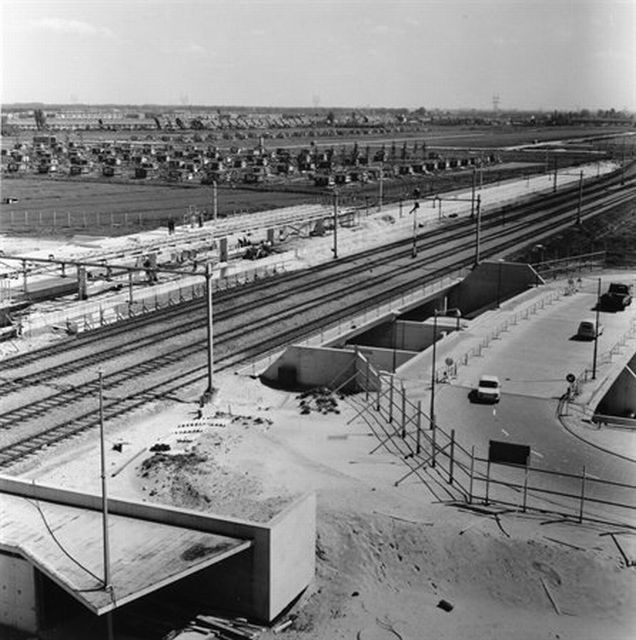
532,449,544,459
501,428,509,436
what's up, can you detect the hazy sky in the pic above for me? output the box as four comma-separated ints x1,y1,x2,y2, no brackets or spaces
1,0,634,111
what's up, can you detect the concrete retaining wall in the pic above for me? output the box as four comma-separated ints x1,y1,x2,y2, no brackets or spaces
596,353,636,418
261,345,357,390
346,318,459,352
447,261,542,316
0,476,315,624
0,551,37,633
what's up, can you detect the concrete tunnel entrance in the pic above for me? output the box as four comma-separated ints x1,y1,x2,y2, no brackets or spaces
262,261,543,389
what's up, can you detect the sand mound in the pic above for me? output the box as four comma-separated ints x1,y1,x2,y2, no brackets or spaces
281,508,635,640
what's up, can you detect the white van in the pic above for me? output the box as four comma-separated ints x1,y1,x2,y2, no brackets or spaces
477,375,501,402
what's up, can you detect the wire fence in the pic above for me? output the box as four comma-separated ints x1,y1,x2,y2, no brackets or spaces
343,351,636,529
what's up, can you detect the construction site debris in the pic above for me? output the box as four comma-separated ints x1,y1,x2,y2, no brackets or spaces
437,599,454,612
149,442,172,452
297,387,343,415
195,614,264,639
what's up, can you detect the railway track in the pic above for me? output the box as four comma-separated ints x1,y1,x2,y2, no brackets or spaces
0,172,634,468
2,167,627,376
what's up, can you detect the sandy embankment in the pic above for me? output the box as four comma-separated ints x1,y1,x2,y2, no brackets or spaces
21,373,636,640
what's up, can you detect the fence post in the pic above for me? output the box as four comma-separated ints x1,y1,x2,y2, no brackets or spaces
485,459,491,505
578,465,586,523
376,378,381,411
401,385,406,438
415,400,422,456
448,429,455,484
468,446,475,503
431,422,436,468
389,375,394,423
365,359,370,400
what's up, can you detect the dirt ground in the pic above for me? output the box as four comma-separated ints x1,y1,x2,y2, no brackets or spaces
19,371,636,640
5,166,636,638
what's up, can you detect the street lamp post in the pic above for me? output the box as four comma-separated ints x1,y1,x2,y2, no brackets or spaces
409,188,421,258
474,195,482,266
592,277,601,379
430,310,439,437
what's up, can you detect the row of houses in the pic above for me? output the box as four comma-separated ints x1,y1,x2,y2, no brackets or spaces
2,135,499,186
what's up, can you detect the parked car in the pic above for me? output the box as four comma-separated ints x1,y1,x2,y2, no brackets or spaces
477,375,501,403
577,320,603,340
600,283,632,311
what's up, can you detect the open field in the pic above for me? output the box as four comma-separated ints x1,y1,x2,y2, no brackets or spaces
2,124,632,242
3,123,632,151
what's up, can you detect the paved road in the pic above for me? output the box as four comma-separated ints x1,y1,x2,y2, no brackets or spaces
397,275,636,524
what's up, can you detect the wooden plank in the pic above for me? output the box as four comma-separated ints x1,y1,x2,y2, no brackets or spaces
543,536,585,551
609,533,633,567
540,578,561,615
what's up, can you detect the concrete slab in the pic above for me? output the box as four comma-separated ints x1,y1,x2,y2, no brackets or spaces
0,492,251,615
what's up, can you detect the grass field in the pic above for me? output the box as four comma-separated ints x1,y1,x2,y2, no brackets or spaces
1,124,631,239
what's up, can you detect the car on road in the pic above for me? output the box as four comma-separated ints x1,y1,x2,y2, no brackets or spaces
577,320,603,340
477,375,501,403
600,282,632,311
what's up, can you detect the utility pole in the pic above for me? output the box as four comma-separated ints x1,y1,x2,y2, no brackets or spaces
332,191,338,259
410,189,421,258
213,181,218,221
474,195,482,266
205,263,214,395
98,371,111,591
470,166,476,218
378,164,384,212
576,170,583,225
592,277,601,379
410,202,420,257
